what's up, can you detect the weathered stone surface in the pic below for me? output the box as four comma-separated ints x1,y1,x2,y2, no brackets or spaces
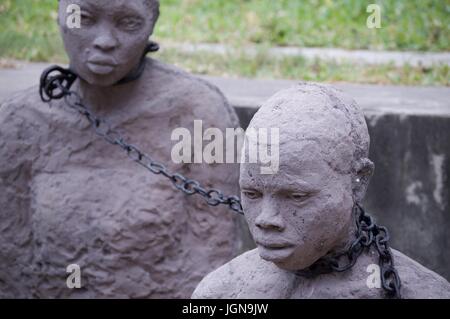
193,247,450,299
193,83,450,299
0,58,244,298
208,77,449,282
0,0,250,299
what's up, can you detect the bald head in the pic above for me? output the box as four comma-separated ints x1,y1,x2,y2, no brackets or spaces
248,83,371,176
240,84,374,270
142,0,160,21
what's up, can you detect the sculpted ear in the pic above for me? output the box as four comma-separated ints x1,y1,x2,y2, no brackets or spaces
352,158,375,203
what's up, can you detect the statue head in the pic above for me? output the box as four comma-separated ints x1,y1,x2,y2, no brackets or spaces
57,0,159,86
240,83,374,271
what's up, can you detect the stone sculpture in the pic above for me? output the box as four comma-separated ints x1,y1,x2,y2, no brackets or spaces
0,0,243,298
192,83,450,299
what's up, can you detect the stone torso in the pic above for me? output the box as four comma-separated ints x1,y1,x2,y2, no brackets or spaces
193,248,450,299
0,59,241,298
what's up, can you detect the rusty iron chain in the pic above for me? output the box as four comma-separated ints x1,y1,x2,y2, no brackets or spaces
39,65,244,215
296,203,401,298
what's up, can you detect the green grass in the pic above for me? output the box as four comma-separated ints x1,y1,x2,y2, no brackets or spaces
0,0,449,86
0,0,64,61
157,0,450,51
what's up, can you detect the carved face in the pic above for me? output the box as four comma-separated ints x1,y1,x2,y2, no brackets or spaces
239,88,366,271
58,0,157,86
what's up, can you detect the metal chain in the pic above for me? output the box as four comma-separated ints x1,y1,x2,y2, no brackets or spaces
40,65,401,298
39,65,244,215
296,203,402,299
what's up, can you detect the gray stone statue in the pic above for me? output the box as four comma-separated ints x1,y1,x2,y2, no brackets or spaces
192,83,450,299
0,0,243,298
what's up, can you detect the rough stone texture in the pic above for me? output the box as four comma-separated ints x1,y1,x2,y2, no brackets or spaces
206,77,450,282
0,57,245,298
193,248,450,299
193,84,450,299
0,0,251,299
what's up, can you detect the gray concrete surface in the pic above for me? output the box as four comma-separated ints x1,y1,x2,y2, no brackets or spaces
163,42,450,67
1,62,449,281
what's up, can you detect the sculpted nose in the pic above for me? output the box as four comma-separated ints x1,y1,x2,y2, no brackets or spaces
255,199,285,231
93,34,118,52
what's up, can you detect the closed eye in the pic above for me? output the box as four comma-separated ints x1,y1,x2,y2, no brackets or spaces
81,12,95,26
289,192,310,202
118,17,143,31
242,189,262,200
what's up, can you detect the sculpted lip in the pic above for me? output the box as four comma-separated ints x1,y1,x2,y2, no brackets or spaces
255,239,294,249
86,56,118,75
256,239,295,263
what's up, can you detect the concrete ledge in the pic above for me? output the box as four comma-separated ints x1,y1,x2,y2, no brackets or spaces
1,63,450,280
202,75,450,120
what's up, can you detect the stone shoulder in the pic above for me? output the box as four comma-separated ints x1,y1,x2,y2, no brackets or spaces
0,85,56,130
0,86,53,174
391,249,450,298
147,58,240,129
192,249,280,299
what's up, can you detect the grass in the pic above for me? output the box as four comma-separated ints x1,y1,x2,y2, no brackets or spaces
157,0,450,51
0,0,449,86
0,0,64,61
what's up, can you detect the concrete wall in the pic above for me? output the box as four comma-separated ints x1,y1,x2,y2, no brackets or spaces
365,112,450,280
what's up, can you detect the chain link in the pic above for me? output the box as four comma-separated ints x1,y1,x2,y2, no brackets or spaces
296,203,401,298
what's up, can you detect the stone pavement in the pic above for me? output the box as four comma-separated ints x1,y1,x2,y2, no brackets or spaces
1,62,449,281
163,42,450,67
